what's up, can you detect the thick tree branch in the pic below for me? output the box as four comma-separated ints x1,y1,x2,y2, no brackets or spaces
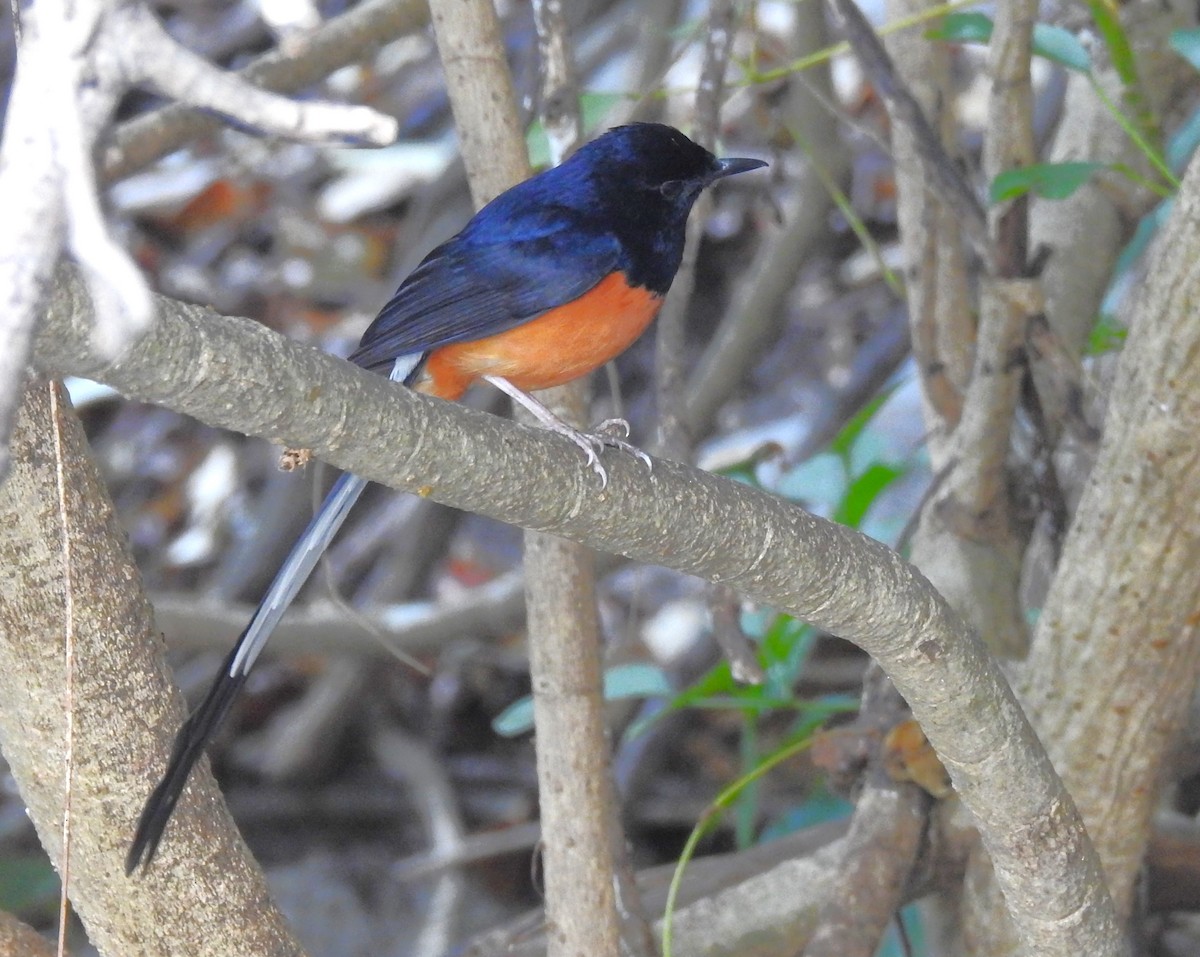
0,376,304,957
1016,127,1200,919
33,266,1120,956
426,0,633,954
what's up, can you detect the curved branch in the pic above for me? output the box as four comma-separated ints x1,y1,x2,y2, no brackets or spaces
33,264,1120,956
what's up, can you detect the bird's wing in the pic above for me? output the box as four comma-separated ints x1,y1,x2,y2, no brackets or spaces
348,206,621,373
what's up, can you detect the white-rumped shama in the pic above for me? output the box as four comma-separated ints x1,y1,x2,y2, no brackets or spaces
126,122,766,872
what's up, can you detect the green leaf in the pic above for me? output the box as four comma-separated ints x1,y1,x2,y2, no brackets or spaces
1100,198,1172,318
829,388,895,463
526,91,626,167
1167,103,1200,171
1031,23,1091,73
990,161,1105,203
835,462,904,527
925,12,993,44
1085,0,1137,85
1086,315,1128,356
929,14,1090,73
493,661,672,736
492,697,535,737
603,661,674,699
1171,27,1200,72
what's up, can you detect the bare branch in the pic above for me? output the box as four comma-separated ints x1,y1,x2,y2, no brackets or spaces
653,0,737,460
830,0,990,268
0,0,399,482
33,265,1123,957
152,570,526,658
806,670,929,957
118,5,397,148
684,0,849,441
102,0,428,182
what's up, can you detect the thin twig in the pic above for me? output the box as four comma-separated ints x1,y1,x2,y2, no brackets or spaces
119,5,396,148
654,0,737,460
49,381,77,957
829,0,991,269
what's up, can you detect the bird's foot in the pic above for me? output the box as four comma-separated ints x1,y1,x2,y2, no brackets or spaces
481,376,652,489
594,418,653,470
554,417,652,489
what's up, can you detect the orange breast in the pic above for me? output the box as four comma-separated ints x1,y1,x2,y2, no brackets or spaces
417,272,663,400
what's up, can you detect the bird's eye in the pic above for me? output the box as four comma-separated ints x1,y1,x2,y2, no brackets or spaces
657,179,685,199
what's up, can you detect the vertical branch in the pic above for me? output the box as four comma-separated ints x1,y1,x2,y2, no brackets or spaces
532,0,581,160
426,0,526,206
428,2,628,956
654,0,737,460
684,0,849,439
843,0,1031,663
527,3,649,955
882,0,974,441
909,0,1038,663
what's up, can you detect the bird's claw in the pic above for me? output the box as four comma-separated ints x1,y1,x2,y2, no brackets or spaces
595,418,631,440
595,418,653,471
564,418,652,489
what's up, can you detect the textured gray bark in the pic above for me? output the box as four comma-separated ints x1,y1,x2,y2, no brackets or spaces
32,264,1121,955
1016,150,1200,917
0,375,304,957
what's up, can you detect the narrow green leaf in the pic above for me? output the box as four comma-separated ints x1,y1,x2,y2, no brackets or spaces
990,161,1105,203
829,388,895,462
925,11,993,44
1086,315,1128,356
1100,198,1172,318
930,15,1090,73
1082,1,1136,82
493,661,673,736
835,462,903,528
1167,104,1200,171
1031,24,1091,73
492,697,534,737
1171,27,1200,72
602,662,674,700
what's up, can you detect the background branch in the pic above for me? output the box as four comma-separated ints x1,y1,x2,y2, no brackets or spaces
0,0,396,485
101,0,427,182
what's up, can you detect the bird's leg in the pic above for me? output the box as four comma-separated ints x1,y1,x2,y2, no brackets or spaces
483,375,652,489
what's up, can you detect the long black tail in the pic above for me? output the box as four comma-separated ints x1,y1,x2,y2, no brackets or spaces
125,641,250,873
126,470,370,873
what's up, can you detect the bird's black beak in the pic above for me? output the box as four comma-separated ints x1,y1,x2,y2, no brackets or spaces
712,156,768,180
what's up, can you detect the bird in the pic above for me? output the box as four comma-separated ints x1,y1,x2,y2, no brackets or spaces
126,122,766,873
